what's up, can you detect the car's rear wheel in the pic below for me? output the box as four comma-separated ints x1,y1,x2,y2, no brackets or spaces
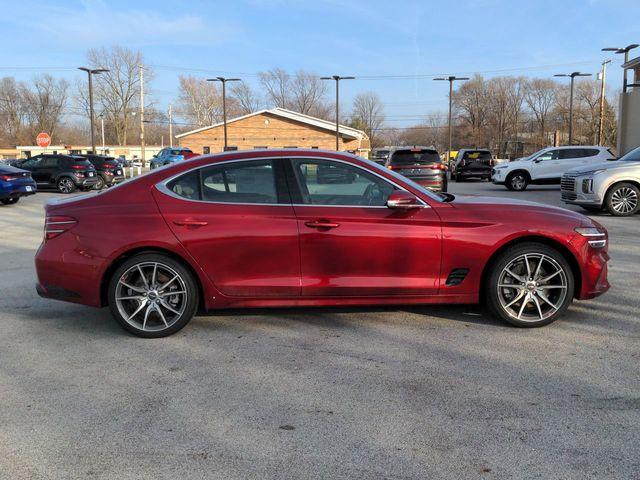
93,176,105,190
1,197,19,205
485,243,574,327
57,177,76,194
108,253,199,338
605,182,639,216
506,171,529,191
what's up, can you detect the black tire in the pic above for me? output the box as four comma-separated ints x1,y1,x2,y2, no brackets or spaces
107,253,199,338
604,182,640,216
1,197,19,205
580,205,602,213
57,176,77,194
484,242,574,328
506,171,529,191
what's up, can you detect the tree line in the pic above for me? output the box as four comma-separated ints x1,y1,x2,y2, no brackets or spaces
0,45,618,156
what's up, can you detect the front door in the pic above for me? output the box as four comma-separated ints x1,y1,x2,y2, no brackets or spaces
287,158,442,297
153,158,301,297
529,149,561,180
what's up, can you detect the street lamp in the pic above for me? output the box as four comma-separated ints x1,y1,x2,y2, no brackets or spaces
602,44,639,92
78,67,109,154
207,77,241,151
554,72,591,145
320,75,355,151
433,76,469,164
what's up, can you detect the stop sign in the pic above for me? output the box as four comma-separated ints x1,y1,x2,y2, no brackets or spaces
36,132,51,148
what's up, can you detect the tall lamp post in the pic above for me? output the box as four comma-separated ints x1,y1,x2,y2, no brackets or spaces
321,75,355,151
78,67,109,154
554,72,591,145
602,44,639,93
433,76,469,165
207,77,241,151
597,60,611,146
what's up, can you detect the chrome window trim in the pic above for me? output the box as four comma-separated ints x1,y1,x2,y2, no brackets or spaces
155,155,429,208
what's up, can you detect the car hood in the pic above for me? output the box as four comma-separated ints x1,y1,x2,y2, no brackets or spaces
449,194,589,224
567,159,636,175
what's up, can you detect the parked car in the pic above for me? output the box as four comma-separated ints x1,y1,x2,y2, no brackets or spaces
150,147,198,169
372,147,391,165
452,149,493,182
35,149,609,337
561,145,640,216
491,146,615,191
0,164,37,205
78,154,125,189
385,146,448,192
14,154,99,193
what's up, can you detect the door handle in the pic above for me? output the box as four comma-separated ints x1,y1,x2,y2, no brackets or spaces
305,220,340,229
173,219,208,227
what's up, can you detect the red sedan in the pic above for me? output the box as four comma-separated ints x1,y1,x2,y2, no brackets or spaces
35,149,610,337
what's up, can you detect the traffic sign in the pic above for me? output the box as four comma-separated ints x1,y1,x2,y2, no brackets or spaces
36,132,51,148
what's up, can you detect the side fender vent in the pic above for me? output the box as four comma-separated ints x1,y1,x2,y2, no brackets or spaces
446,268,469,286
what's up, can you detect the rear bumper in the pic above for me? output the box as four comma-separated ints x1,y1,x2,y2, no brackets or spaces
0,182,37,199
457,169,492,178
101,173,125,186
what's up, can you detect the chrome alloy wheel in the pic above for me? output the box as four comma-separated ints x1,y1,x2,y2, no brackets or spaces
610,186,638,214
510,174,526,190
58,177,75,193
496,253,568,322
115,262,188,332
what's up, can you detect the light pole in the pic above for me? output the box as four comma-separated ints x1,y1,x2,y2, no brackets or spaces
321,75,355,151
433,76,469,164
99,113,105,153
597,60,611,146
602,44,639,92
207,77,241,151
554,72,591,145
78,67,109,154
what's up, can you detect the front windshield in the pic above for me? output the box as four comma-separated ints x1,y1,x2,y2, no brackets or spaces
619,146,640,162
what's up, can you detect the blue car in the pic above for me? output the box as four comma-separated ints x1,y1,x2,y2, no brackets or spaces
149,147,196,169
0,164,37,205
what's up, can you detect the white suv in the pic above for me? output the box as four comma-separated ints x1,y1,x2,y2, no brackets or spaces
492,146,615,191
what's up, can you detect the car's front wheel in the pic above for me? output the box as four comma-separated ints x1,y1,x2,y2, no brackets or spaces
485,243,574,327
57,177,76,194
108,253,199,338
506,172,529,191
605,182,639,216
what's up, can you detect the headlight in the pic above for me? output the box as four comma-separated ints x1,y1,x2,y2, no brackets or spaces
575,227,607,248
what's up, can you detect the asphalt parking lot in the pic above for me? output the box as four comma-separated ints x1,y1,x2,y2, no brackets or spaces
1,182,638,479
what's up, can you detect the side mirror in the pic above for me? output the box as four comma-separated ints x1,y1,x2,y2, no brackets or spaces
387,190,421,209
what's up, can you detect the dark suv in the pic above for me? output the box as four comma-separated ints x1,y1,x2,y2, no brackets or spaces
14,154,99,193
385,146,447,192
78,154,125,189
452,149,493,182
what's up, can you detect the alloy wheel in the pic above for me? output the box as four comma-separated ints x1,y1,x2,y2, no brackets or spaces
58,178,74,193
510,175,526,190
610,187,638,214
496,253,568,322
115,261,188,333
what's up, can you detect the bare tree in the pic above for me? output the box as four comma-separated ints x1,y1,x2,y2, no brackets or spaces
524,78,557,147
351,92,385,148
0,77,27,145
290,70,328,115
259,68,291,108
176,75,225,127
84,46,150,146
453,74,489,147
21,74,68,140
230,82,262,115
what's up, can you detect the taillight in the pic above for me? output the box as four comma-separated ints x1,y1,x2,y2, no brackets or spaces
431,163,446,170
44,215,77,241
71,164,85,170
0,174,17,181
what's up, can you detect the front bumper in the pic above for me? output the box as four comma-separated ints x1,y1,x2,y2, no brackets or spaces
491,169,508,184
569,232,610,300
560,174,603,206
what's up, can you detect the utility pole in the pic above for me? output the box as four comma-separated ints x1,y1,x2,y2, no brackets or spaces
100,114,105,153
168,104,173,147
139,65,146,167
554,72,591,145
207,77,241,151
321,75,355,151
433,76,469,165
597,60,611,146
78,67,109,154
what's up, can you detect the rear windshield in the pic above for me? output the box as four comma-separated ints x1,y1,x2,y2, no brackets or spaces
171,149,192,155
462,150,492,161
374,150,389,158
390,149,439,165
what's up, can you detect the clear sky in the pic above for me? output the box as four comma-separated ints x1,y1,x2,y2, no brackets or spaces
1,0,639,126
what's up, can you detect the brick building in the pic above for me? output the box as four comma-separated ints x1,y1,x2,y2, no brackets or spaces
176,107,370,157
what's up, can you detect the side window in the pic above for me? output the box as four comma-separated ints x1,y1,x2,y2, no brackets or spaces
42,157,58,167
201,160,278,204
21,157,41,168
202,146,210,154
167,170,201,200
583,148,599,158
291,159,395,206
536,150,559,161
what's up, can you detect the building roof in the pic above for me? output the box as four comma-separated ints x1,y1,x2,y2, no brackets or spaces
622,55,640,70
175,107,368,140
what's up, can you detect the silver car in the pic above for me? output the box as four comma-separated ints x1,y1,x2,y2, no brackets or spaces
561,146,640,216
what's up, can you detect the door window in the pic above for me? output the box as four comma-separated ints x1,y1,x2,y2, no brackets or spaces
42,157,58,167
291,159,395,206
536,150,560,161
20,157,42,168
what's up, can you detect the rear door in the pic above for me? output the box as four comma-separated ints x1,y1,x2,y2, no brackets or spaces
287,157,442,297
153,158,301,297
40,156,60,185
